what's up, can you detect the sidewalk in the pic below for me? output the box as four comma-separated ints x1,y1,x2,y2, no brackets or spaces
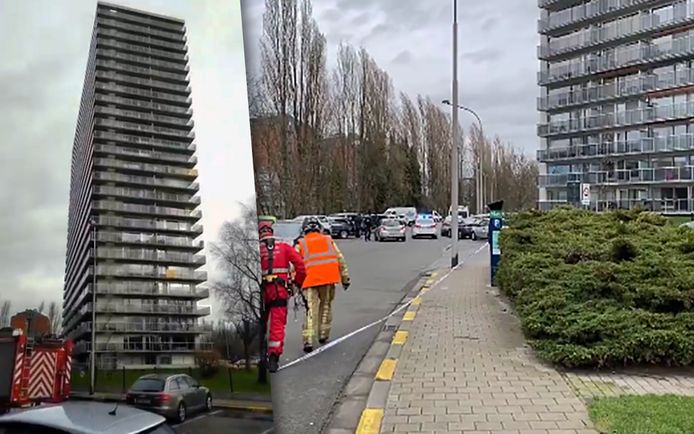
70,391,273,414
379,262,597,434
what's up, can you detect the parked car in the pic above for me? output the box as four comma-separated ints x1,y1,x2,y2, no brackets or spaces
376,219,407,242
126,374,212,423
431,210,443,223
470,219,489,240
440,214,464,238
412,216,438,239
328,217,354,239
273,220,304,246
681,220,694,229
0,401,174,433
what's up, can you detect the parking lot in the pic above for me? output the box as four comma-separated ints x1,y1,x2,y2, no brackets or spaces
172,409,273,434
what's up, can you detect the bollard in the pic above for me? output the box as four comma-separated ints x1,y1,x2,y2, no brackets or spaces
122,366,126,394
227,367,234,394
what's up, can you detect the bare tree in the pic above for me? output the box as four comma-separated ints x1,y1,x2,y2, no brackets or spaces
0,301,10,327
37,301,45,314
48,301,62,336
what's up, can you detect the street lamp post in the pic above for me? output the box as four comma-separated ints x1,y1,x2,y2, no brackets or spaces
88,216,97,395
449,0,459,268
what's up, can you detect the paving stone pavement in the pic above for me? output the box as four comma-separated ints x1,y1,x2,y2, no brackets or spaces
381,259,598,434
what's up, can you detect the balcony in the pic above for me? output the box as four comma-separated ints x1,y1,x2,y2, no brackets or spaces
96,214,203,233
96,322,212,334
539,9,694,59
96,247,206,265
539,166,694,187
95,118,194,140
539,34,694,86
538,67,694,112
95,106,193,130
537,134,694,162
95,70,191,95
95,60,189,84
539,101,694,137
88,341,213,353
95,302,211,316
98,38,188,64
96,28,187,52
96,48,189,74
95,281,209,299
95,81,191,105
96,264,207,281
94,171,198,191
94,131,194,153
97,8,185,33
96,17,187,43
94,144,197,166
539,0,657,33
93,185,201,205
95,93,192,116
93,200,202,220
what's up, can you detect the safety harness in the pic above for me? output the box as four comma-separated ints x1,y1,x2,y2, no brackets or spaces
260,238,309,316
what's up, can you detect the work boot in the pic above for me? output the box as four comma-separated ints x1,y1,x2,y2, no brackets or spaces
318,337,328,345
267,354,279,373
303,344,313,353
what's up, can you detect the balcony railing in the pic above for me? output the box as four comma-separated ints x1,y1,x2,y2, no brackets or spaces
88,341,213,353
94,158,197,178
95,322,212,334
96,264,207,281
539,166,694,186
98,8,185,33
95,70,191,94
539,67,694,111
97,17,187,43
539,34,694,85
539,9,694,58
94,171,198,190
96,247,206,265
95,302,210,316
95,281,209,298
97,28,187,52
539,101,694,137
538,134,694,162
94,144,197,165
93,199,202,219
95,81,191,104
539,0,656,33
95,118,194,140
95,60,189,84
96,48,189,73
94,185,201,205
95,93,192,115
96,215,203,234
94,131,195,153
538,199,693,213
95,106,193,130
98,38,188,63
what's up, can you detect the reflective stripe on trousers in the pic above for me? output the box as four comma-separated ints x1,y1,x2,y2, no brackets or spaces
302,284,336,345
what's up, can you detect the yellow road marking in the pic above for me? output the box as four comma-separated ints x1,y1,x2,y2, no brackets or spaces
425,279,434,286
420,287,430,294
375,358,398,381
356,408,384,434
412,296,422,306
403,311,416,321
392,330,408,345
431,271,438,277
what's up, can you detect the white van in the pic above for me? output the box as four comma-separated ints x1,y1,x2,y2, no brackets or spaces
384,207,417,226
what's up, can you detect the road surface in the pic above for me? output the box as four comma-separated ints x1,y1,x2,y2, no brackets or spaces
173,409,274,434
271,229,483,434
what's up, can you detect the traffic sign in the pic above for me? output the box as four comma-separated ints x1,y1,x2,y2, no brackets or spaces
580,183,591,206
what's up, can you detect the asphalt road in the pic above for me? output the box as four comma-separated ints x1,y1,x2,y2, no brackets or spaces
270,228,483,434
173,409,274,434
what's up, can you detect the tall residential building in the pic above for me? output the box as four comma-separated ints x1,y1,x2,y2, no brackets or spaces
537,0,694,213
63,2,210,369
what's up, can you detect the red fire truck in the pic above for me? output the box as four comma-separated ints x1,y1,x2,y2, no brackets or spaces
0,327,73,411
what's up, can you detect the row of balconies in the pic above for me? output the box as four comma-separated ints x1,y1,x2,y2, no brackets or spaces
539,0,660,33
539,101,694,137
95,264,207,281
538,198,694,213
93,185,200,205
97,17,187,43
97,7,186,33
94,171,198,191
95,281,208,298
95,301,208,316
95,118,195,140
95,70,191,95
95,144,197,166
92,199,202,219
539,67,694,111
79,341,213,353
94,131,195,153
95,60,189,85
71,321,211,337
95,215,203,234
96,27,187,52
538,134,694,162
96,48,189,74
95,106,193,131
95,246,205,266
95,92,191,116
539,7,694,58
98,37,188,64
539,35,694,86
539,165,694,186
94,157,197,180
95,81,191,105
96,231,203,250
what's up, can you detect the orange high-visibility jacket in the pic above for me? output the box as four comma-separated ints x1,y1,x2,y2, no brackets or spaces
296,232,342,288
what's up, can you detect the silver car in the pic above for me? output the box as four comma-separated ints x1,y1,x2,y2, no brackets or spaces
0,401,173,434
470,219,489,241
376,219,407,242
126,374,212,423
681,221,694,229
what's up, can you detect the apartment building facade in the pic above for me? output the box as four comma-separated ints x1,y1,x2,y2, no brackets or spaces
62,2,210,369
537,0,694,213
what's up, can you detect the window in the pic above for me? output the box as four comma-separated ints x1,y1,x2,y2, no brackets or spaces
175,377,189,390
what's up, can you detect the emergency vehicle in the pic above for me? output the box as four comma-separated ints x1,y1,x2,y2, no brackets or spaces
0,327,73,412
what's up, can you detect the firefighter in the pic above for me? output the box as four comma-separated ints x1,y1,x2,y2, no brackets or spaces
258,220,307,373
296,217,351,352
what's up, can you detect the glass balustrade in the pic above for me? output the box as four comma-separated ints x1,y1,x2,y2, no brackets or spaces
94,144,197,164
538,134,694,161
92,199,202,218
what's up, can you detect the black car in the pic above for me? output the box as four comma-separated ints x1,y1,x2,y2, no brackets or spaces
328,217,354,238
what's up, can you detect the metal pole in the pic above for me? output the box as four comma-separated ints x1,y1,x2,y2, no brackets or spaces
90,217,97,395
450,0,459,268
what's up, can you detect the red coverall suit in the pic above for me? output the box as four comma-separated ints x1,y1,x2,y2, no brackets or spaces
259,224,306,372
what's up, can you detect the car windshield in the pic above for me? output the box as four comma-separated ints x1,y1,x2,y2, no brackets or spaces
273,223,302,240
131,378,165,392
383,220,400,227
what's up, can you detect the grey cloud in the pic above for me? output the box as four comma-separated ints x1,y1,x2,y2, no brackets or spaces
461,48,502,64
391,50,413,65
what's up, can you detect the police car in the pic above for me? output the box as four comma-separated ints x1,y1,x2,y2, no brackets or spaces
411,214,438,239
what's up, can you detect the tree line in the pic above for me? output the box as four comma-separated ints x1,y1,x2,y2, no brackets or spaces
248,0,538,218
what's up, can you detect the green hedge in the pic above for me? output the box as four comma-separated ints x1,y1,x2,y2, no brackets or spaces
497,207,694,368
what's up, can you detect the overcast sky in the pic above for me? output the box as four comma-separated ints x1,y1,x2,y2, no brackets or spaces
0,0,256,316
241,0,540,156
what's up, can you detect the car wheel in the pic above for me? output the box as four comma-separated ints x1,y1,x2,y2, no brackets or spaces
401,237,406,242
433,235,438,239
177,402,187,423
471,232,477,240
205,394,213,412
340,230,348,239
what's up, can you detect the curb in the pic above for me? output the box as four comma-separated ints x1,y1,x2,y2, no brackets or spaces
350,271,440,434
